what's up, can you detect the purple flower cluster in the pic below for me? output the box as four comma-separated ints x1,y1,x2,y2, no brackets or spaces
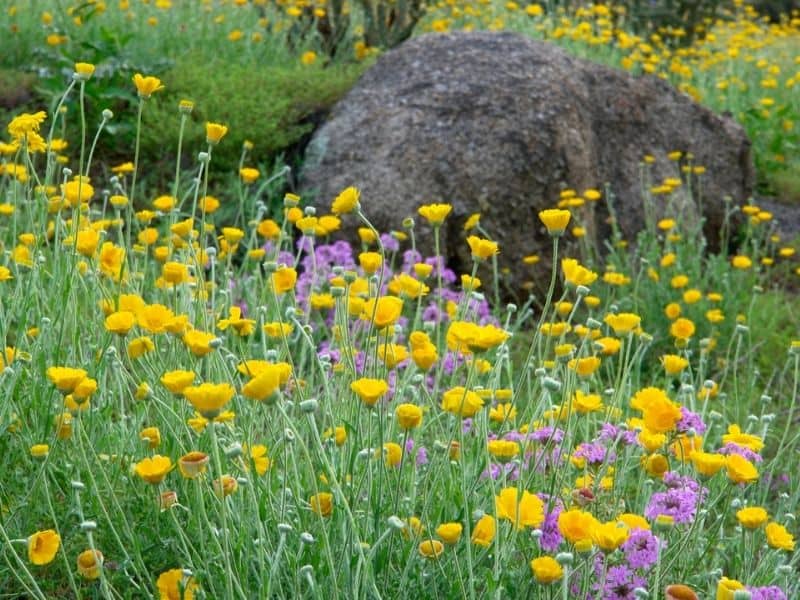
676,406,707,435
621,528,660,569
645,472,707,524
596,564,647,600
574,441,616,467
748,585,788,600
481,462,519,481
529,426,566,445
538,500,563,552
404,438,429,467
719,442,764,463
597,423,638,446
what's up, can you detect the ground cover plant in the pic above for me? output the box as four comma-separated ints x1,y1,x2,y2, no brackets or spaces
0,60,799,599
1,1,799,200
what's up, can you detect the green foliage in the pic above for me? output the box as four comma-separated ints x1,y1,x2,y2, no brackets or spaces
136,59,364,185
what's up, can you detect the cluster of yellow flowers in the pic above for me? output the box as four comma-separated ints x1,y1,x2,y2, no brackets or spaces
2,51,799,599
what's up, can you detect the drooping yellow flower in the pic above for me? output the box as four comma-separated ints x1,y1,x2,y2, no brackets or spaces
466,235,499,260
272,266,297,294
241,368,282,402
132,73,165,98
489,402,517,422
716,577,745,600
418,203,453,226
765,522,795,551
471,514,496,547
557,509,599,547
245,445,271,476
28,530,60,565
538,208,571,235
128,336,155,359
30,444,49,459
441,386,484,418
104,311,135,335
436,522,463,545
133,455,173,484
361,296,403,329
61,179,94,206
721,425,764,453
75,228,99,256
156,568,198,600
350,378,388,407
725,453,758,484
139,426,161,449
661,354,689,375
205,122,228,144
331,186,360,215
182,330,215,356
487,440,520,462
76,549,103,580
217,306,256,337
731,255,752,270
388,273,429,298
418,539,444,559
495,487,544,529
395,403,423,430
178,451,210,479
690,451,725,477
604,313,641,335
567,356,601,377
669,318,696,341
358,251,383,275
446,321,509,353
98,242,125,280
162,261,190,285
46,366,87,393
240,167,260,184
530,556,563,584
561,258,598,286
736,506,768,529
323,426,347,446
379,442,403,467
183,382,234,418
310,492,333,517
161,370,196,394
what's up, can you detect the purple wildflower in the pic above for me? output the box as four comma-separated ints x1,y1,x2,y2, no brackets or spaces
598,423,638,446
621,528,660,570
645,472,707,524
600,565,646,600
719,442,763,463
538,502,563,552
748,586,787,600
573,441,616,467
676,406,707,435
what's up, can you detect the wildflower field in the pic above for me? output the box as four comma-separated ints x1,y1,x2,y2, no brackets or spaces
1,1,800,600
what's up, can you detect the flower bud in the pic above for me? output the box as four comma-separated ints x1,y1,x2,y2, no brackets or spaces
300,532,315,544
299,399,318,413
555,552,574,566
80,520,97,532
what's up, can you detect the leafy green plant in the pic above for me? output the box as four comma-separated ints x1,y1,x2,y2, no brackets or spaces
135,58,364,185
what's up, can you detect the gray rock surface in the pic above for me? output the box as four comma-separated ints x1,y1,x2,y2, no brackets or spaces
301,31,755,297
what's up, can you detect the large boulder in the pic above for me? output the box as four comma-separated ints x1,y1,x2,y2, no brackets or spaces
301,31,754,297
